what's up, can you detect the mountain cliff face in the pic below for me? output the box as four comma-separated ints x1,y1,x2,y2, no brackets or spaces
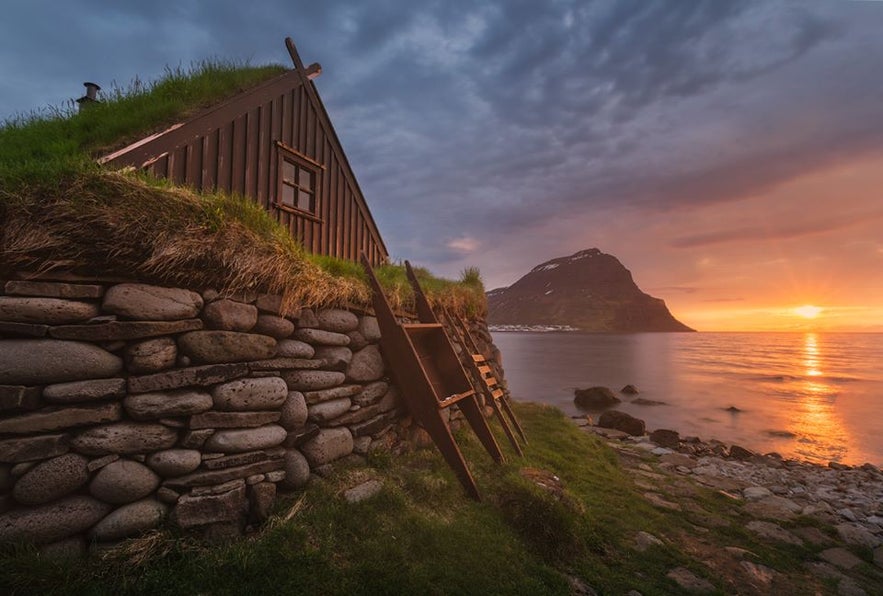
487,248,694,332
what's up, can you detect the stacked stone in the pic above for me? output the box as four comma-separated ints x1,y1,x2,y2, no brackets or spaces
0,278,401,552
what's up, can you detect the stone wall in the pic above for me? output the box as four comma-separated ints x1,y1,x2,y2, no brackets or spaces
0,277,408,553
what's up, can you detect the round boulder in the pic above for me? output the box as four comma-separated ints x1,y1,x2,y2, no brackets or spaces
0,339,122,385
202,299,258,332
145,449,202,477
12,454,90,506
211,377,288,411
345,345,384,382
597,410,645,436
71,423,178,455
203,425,287,453
89,499,167,542
300,427,354,466
649,429,680,449
621,384,640,395
89,460,160,504
280,449,311,490
316,309,359,333
177,330,276,364
252,314,295,339
279,391,308,430
276,339,315,359
0,496,111,545
102,283,203,321
574,386,621,409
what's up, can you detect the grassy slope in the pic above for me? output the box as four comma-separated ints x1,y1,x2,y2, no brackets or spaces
0,403,851,595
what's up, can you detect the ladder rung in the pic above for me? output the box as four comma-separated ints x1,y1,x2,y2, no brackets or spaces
438,389,475,408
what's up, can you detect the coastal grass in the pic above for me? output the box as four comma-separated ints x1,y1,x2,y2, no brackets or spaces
0,403,848,595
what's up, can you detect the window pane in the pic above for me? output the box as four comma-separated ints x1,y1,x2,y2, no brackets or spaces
298,168,312,191
297,190,313,211
281,184,295,207
282,160,296,182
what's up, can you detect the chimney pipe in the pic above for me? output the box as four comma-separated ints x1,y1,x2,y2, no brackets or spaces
76,82,101,111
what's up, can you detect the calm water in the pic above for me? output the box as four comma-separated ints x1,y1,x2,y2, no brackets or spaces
491,332,883,466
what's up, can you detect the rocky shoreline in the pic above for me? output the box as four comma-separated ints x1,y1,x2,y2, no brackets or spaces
573,415,883,594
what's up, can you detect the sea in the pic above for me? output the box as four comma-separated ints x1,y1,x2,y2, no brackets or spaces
490,331,883,467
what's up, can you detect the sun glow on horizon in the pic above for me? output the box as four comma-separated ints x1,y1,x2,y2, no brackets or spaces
794,304,823,319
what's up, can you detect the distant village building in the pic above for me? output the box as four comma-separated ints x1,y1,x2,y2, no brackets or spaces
100,38,388,266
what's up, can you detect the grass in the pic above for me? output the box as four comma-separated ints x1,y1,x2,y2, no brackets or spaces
0,403,849,595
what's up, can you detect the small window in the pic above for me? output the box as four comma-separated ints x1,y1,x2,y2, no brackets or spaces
276,145,321,218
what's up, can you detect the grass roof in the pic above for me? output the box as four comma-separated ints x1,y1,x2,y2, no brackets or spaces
0,63,486,317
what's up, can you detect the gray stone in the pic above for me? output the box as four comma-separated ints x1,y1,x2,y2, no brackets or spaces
102,284,203,321
345,345,385,382
0,434,69,463
283,370,346,392
275,339,315,359
300,427,354,466
665,567,714,593
202,299,258,332
316,309,359,333
0,385,41,412
124,338,177,374
344,480,383,503
173,482,247,528
308,398,352,423
211,377,288,411
12,453,89,506
0,297,100,324
204,425,287,453
279,392,308,430
50,319,202,341
353,381,389,407
4,281,103,299
0,403,121,435
359,316,381,341
314,346,353,367
90,460,160,504
835,522,881,548
146,449,202,477
303,384,363,406
574,386,621,408
820,547,863,570
0,339,122,385
128,362,248,393
280,449,311,490
71,423,178,456
249,482,277,522
178,331,276,364
746,521,803,545
597,410,645,436
124,390,213,420
190,410,281,429
252,314,294,339
293,328,350,347
0,496,111,545
89,499,167,541
255,294,283,315
43,378,126,404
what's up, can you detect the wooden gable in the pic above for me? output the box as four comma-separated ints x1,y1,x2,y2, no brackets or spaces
100,38,388,266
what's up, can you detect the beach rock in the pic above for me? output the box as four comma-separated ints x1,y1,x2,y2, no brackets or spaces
597,410,645,436
211,377,288,411
280,449,311,489
728,444,756,460
204,425,287,453
145,449,202,477
649,429,679,449
293,328,350,347
283,370,346,392
102,284,203,321
574,386,621,409
124,338,177,374
251,314,294,339
0,496,111,545
177,331,276,364
301,427,353,466
0,297,99,324
89,498,167,541
43,378,126,404
359,316,381,341
279,392,308,430
90,460,160,504
202,299,257,331
308,398,352,423
71,423,178,455
0,340,122,385
621,384,640,394
12,454,90,505
316,309,359,333
346,345,384,382
0,403,122,435
124,390,213,420
275,339,315,359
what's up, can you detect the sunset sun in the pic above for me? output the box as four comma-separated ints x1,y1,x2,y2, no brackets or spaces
794,304,823,319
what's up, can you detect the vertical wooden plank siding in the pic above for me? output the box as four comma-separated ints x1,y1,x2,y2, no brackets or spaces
217,123,232,193
231,114,246,196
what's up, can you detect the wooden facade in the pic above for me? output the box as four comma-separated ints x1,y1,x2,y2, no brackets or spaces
100,38,388,266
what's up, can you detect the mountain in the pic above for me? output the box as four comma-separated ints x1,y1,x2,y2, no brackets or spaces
487,248,694,332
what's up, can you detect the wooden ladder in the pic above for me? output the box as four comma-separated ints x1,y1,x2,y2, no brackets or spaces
360,255,505,500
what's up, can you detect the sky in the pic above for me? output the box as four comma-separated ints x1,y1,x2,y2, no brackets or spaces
3,0,883,331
